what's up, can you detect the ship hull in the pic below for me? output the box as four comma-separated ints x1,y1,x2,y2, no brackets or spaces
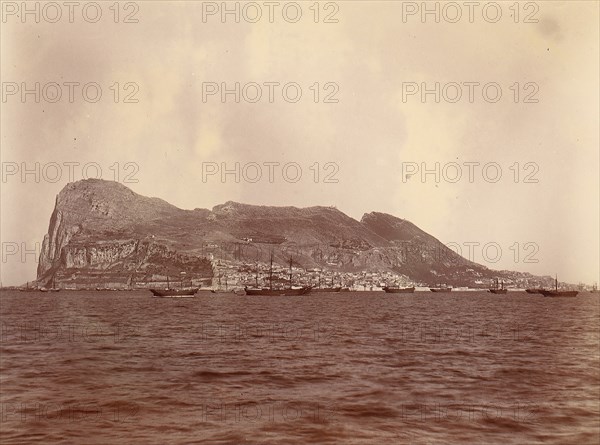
314,287,342,293
539,290,578,297
382,287,415,293
150,288,198,297
430,288,452,293
525,289,542,294
244,287,312,296
488,289,508,294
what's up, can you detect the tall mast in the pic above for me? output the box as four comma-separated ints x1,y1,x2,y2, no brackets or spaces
269,252,273,290
289,255,293,289
555,274,558,291
255,261,259,288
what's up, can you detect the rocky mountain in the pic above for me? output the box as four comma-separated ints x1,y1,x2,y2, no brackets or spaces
37,179,522,288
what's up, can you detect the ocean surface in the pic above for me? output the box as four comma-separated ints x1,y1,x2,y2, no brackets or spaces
1,290,598,445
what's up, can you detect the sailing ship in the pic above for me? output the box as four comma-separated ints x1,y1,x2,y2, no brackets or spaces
382,286,415,293
19,282,38,292
244,253,311,296
210,273,235,295
488,278,508,294
314,271,342,293
539,276,578,297
150,274,198,298
49,276,60,292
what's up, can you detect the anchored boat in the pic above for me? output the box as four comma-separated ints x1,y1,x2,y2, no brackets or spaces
314,272,342,293
539,276,578,297
150,274,198,298
382,286,415,293
525,288,543,294
488,278,508,294
150,288,198,297
244,253,311,296
430,285,452,293
49,276,60,292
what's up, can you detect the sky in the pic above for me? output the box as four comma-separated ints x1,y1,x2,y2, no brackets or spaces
1,1,598,286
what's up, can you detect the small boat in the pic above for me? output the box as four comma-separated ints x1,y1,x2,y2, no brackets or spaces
382,286,415,294
430,285,452,292
209,289,235,295
314,272,342,293
315,287,342,293
19,282,38,292
525,288,543,294
150,288,198,298
49,276,60,292
539,276,578,297
488,278,508,294
210,273,235,294
150,274,198,298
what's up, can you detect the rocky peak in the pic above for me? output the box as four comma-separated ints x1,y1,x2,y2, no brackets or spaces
36,180,515,288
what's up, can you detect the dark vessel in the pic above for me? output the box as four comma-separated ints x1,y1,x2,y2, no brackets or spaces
382,286,415,293
525,288,543,294
244,287,312,296
19,282,38,292
430,285,452,292
315,287,342,293
244,253,311,296
150,274,198,298
49,276,60,292
488,278,508,294
210,273,235,295
314,272,342,293
539,276,578,297
150,288,198,297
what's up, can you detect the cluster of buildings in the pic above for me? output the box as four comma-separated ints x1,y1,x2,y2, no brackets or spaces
212,260,416,291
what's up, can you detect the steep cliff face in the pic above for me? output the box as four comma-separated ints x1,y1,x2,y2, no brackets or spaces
37,179,213,287
37,179,498,287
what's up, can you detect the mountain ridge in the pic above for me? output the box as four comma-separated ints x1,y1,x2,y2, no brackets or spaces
36,179,542,288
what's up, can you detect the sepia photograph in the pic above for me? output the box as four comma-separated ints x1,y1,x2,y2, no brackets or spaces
1,1,599,444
